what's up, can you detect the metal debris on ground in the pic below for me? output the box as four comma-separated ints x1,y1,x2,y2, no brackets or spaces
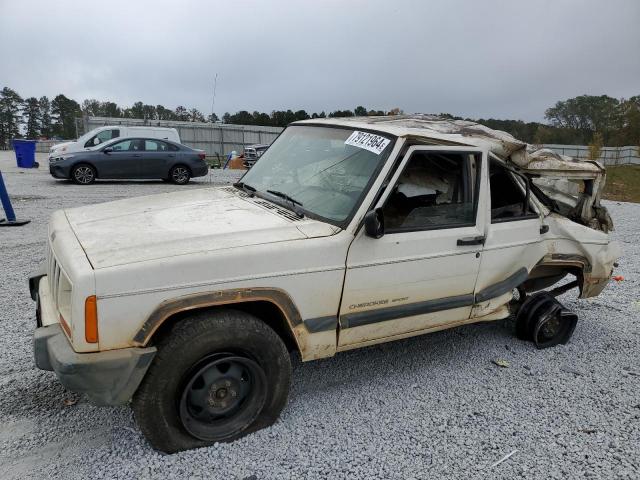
491,449,518,468
492,359,510,368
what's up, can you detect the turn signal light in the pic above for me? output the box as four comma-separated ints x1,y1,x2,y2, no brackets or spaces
85,295,99,343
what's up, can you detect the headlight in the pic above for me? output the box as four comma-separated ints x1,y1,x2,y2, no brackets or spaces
50,155,73,163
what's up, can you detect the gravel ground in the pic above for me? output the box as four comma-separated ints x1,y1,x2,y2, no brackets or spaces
0,152,638,479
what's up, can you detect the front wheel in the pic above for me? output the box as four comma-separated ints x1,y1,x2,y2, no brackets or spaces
132,309,292,453
169,164,191,185
70,163,96,185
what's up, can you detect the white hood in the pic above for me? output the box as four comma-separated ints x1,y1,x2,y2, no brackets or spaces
50,141,75,153
64,187,338,269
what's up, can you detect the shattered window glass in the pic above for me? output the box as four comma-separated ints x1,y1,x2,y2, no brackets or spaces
241,126,393,223
383,151,478,231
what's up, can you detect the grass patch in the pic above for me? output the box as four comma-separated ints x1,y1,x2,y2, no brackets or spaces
603,164,640,203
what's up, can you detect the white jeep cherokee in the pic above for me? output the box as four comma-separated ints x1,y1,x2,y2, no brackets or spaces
31,116,620,452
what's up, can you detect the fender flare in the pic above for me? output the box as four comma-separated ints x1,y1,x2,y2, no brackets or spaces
132,287,304,348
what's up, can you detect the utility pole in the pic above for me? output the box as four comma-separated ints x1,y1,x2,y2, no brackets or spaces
211,73,218,122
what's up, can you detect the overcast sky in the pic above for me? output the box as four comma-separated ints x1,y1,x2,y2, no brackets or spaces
1,0,638,122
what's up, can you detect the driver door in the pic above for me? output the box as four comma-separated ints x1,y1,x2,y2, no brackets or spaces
338,146,488,349
101,138,143,179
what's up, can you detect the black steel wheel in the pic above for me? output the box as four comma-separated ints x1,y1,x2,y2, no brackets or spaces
132,309,292,453
169,165,191,184
515,292,578,349
178,353,267,441
71,164,96,185
531,305,578,349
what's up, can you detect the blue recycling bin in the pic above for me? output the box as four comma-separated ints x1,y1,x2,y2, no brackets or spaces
12,139,37,168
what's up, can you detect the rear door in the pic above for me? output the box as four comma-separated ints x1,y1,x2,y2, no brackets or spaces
338,146,488,349
139,139,172,178
472,154,546,315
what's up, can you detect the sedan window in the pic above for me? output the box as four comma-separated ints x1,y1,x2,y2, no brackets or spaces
144,140,168,151
110,139,144,151
111,139,132,151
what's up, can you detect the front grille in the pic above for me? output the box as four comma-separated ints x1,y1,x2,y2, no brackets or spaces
47,242,72,323
47,244,60,309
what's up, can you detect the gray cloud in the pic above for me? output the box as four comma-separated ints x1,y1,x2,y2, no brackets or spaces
1,0,638,121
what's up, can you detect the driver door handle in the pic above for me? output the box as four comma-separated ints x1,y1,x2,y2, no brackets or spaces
133,154,141,157
457,235,485,246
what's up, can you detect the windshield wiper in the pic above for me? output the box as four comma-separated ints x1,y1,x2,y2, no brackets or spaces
234,181,256,196
266,189,305,217
267,189,303,206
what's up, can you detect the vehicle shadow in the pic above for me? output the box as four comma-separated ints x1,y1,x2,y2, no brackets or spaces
48,179,210,186
287,319,518,402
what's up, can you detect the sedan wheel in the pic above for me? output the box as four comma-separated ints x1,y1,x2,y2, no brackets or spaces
170,165,191,185
71,164,96,185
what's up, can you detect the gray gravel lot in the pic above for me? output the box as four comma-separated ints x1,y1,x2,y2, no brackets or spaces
0,152,638,479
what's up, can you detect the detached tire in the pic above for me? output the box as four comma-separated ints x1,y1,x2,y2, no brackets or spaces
70,163,96,185
169,164,191,185
132,309,292,453
515,292,578,349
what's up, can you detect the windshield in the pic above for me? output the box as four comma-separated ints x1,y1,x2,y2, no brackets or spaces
240,126,394,225
77,127,102,143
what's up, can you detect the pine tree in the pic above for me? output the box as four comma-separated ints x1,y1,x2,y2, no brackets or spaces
39,96,52,138
0,87,24,147
24,97,41,138
51,94,81,139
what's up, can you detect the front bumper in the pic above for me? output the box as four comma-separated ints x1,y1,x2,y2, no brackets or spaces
34,324,156,405
30,272,157,406
49,162,70,179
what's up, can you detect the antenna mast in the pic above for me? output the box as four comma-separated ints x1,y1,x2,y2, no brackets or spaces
211,73,218,121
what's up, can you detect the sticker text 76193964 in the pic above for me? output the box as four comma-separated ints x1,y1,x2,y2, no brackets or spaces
345,131,391,155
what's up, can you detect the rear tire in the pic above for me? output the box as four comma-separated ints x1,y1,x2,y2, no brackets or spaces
169,164,191,185
132,309,292,453
515,292,578,348
70,163,96,185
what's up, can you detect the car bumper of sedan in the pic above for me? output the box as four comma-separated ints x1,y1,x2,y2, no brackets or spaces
49,163,69,179
192,163,209,177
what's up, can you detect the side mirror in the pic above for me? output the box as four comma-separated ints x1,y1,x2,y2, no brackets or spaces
93,137,100,145
364,208,384,238
103,147,113,154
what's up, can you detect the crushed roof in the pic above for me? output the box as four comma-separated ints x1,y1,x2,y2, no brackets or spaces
295,114,602,174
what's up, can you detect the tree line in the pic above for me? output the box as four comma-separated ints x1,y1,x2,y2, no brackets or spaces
474,94,640,147
1,86,638,149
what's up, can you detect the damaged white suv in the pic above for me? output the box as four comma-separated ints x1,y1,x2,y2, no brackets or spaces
30,116,620,452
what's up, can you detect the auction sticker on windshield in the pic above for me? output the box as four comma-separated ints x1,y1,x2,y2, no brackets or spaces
345,131,391,155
